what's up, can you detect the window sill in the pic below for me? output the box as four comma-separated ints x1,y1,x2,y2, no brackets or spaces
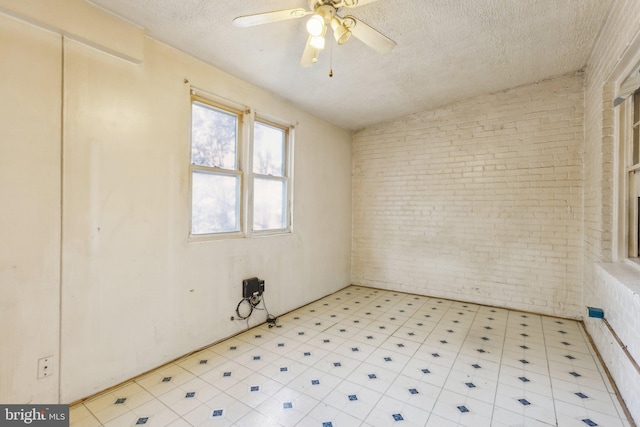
188,231,246,243
188,229,292,243
597,261,640,295
252,229,292,238
624,257,640,271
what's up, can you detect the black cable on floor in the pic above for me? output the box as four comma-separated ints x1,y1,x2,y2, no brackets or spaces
261,292,278,327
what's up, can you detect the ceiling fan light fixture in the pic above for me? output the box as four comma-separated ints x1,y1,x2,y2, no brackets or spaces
310,34,326,50
306,14,325,36
331,17,351,45
233,2,397,68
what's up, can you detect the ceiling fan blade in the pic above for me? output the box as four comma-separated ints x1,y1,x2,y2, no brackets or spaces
300,36,319,67
342,15,396,55
342,0,381,7
233,8,309,27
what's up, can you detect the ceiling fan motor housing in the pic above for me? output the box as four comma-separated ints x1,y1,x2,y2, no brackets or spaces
313,4,336,24
311,0,361,8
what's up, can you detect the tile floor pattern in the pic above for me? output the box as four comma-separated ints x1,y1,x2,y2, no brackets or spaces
71,286,633,427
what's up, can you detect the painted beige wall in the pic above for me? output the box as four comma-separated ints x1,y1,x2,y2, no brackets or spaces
0,2,352,404
0,13,62,403
61,36,352,402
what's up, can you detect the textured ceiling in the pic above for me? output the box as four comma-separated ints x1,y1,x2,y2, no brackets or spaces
87,0,612,130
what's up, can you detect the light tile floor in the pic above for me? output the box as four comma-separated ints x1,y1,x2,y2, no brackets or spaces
70,286,633,427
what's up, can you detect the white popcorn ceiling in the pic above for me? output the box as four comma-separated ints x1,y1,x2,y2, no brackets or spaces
88,0,612,130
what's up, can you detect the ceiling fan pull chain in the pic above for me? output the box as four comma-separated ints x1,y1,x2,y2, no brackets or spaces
329,36,334,77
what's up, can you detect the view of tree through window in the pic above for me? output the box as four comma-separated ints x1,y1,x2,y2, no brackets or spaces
253,122,284,175
190,96,291,237
191,102,237,168
253,122,287,231
191,101,240,234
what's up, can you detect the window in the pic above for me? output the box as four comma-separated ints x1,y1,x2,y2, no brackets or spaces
252,120,289,232
626,89,640,258
614,85,640,261
190,93,293,238
190,98,243,235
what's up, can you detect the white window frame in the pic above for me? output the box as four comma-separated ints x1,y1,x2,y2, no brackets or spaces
616,90,640,262
189,89,294,240
249,114,294,236
610,30,640,264
189,94,246,239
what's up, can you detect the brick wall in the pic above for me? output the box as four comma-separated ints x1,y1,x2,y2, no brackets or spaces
352,73,584,318
583,0,640,422
584,0,640,266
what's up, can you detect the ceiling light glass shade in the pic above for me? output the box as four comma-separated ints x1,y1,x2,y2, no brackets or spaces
331,18,351,45
306,14,325,36
309,24,327,50
310,34,325,50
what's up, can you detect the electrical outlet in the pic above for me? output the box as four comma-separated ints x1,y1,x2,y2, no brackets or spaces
38,356,53,379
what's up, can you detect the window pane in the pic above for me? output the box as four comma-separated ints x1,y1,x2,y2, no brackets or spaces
192,171,239,234
253,122,284,176
253,178,286,231
191,102,237,169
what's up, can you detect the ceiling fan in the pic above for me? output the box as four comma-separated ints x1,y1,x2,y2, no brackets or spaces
233,0,396,67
